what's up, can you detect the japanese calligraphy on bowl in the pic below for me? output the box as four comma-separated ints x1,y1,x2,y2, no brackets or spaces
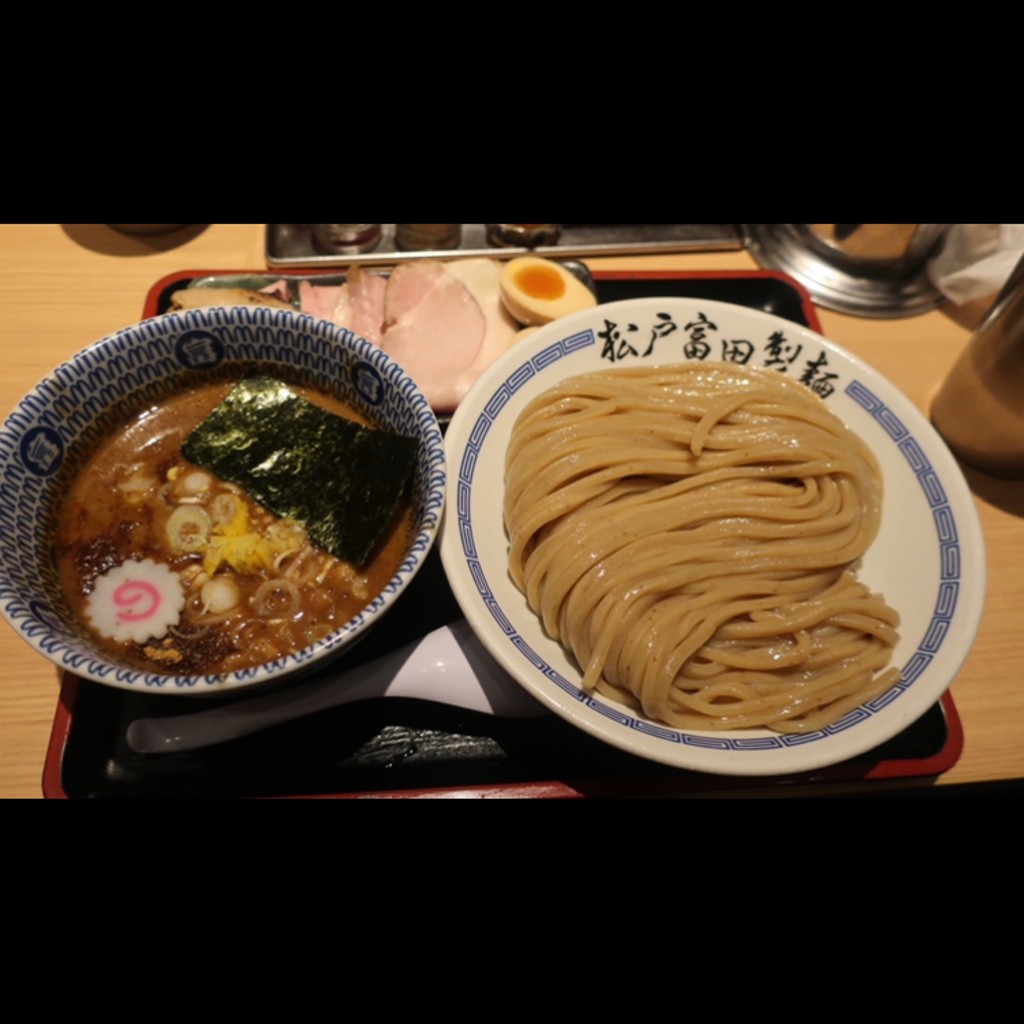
597,307,839,398
440,297,986,777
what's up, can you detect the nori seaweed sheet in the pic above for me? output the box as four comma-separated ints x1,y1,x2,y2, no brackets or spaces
181,376,418,566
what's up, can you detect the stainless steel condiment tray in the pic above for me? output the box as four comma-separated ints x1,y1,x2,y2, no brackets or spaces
266,224,744,268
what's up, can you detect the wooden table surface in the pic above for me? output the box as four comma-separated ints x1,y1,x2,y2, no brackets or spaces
2,223,1021,798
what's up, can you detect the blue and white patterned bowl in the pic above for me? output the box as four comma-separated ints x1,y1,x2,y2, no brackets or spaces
0,306,446,696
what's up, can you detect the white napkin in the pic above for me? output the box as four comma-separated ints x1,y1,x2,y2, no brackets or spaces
927,224,1024,304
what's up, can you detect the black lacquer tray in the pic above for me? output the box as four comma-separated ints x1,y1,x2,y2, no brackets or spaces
42,269,963,798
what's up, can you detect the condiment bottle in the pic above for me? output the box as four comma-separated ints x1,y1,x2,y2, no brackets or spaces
311,224,382,255
486,223,562,247
395,224,462,251
931,250,1024,478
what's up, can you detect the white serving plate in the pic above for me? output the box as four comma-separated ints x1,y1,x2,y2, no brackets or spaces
440,297,986,776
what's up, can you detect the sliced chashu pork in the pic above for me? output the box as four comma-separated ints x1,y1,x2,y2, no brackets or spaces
378,261,486,412
445,258,519,405
169,287,295,311
331,265,389,345
298,280,343,322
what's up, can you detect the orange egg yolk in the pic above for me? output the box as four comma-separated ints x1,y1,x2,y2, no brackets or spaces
514,265,566,301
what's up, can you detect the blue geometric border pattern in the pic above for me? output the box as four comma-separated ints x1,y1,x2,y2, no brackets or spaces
455,337,959,753
844,380,959,689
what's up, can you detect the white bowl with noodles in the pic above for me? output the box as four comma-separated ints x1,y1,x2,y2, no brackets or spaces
440,296,986,777
0,306,446,696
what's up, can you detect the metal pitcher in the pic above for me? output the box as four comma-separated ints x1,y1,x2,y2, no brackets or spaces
743,223,951,317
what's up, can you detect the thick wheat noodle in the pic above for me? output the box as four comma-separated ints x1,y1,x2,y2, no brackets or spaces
503,362,902,734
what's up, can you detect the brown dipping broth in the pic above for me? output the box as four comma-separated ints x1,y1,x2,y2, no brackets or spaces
52,380,413,675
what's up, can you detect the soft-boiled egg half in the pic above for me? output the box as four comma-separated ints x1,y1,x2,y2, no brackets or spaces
499,257,597,326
